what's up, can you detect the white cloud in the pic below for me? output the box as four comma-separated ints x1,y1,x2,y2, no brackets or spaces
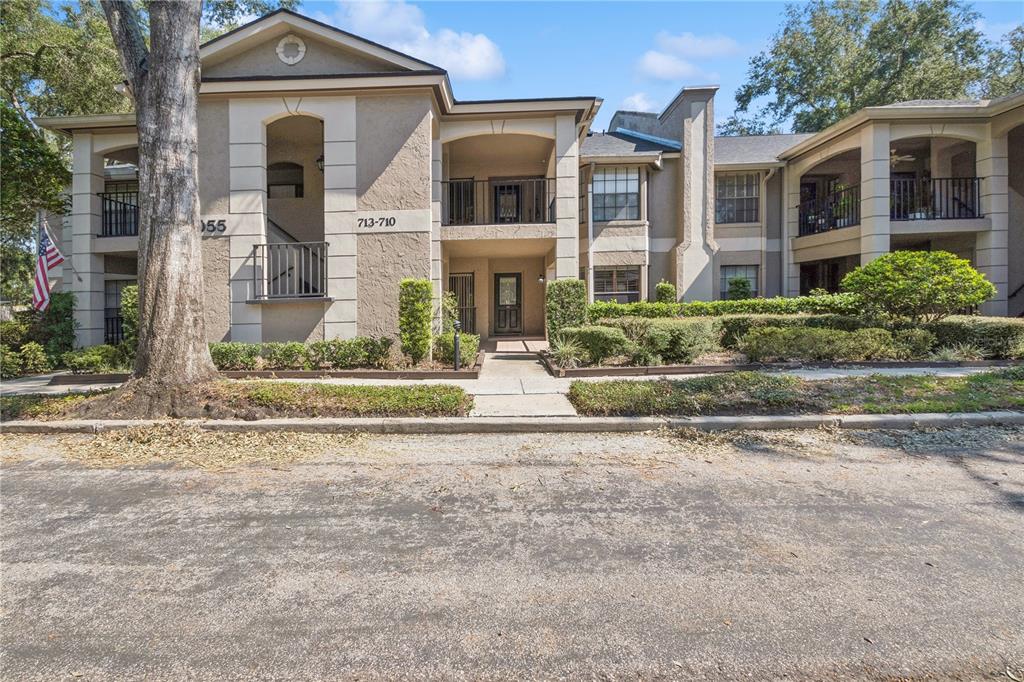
654,31,741,59
622,92,658,113
637,50,706,80
315,0,506,80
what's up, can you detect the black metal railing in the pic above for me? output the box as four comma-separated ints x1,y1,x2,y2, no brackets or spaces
252,242,328,299
798,185,861,236
890,177,982,221
104,308,124,344
99,191,139,237
441,178,556,226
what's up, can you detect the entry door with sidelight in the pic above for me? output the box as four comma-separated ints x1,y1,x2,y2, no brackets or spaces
494,273,522,335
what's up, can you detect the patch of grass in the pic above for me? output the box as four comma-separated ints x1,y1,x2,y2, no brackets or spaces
568,367,1024,417
221,382,473,417
0,390,113,421
2,381,473,421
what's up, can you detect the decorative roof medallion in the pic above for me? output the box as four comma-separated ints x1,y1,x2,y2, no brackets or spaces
276,34,306,65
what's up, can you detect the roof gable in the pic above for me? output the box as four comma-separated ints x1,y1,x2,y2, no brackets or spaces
200,9,442,78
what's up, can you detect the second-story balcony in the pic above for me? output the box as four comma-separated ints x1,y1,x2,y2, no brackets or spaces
798,177,984,236
99,191,139,237
442,177,556,227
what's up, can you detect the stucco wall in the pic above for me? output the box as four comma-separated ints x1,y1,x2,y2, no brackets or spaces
1008,125,1024,316
356,94,432,211
204,35,400,79
357,232,431,337
262,303,325,343
198,100,230,215
648,158,678,241
202,237,231,342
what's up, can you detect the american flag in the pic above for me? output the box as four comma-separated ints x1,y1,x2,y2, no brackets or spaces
32,217,65,312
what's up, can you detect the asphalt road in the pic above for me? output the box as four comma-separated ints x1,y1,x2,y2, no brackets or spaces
2,427,1023,680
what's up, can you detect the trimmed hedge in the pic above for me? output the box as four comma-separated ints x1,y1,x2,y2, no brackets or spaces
209,338,394,372
559,325,630,365
588,292,862,321
433,331,480,367
546,279,588,338
918,316,1024,359
399,278,433,363
738,326,934,362
61,345,129,374
717,314,865,348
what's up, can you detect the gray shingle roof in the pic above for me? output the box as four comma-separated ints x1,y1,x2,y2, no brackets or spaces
714,133,815,165
581,131,676,157
880,98,982,108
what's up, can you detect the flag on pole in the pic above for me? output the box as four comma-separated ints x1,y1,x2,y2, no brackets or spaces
32,214,65,312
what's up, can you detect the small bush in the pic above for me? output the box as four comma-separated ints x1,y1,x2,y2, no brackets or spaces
726,277,752,300
1,345,23,379
209,342,261,371
18,341,50,374
892,329,937,360
120,285,139,354
931,343,985,362
920,316,1024,359
0,319,29,348
260,342,307,370
305,337,394,370
650,318,721,364
655,280,677,303
549,333,585,369
546,279,588,338
399,278,433,363
560,325,630,365
61,345,126,374
841,250,995,322
717,314,865,348
433,331,480,367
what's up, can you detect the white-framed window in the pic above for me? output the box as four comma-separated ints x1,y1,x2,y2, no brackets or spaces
592,167,640,222
715,173,759,224
267,161,304,198
720,264,759,299
593,266,641,302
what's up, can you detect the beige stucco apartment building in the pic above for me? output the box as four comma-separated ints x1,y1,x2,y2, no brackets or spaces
36,10,1024,348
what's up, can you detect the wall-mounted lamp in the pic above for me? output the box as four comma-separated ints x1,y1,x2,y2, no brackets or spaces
538,274,545,284
315,154,324,172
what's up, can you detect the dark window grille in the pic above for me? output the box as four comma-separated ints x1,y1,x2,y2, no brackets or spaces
593,266,640,302
798,185,861,235
890,177,982,221
447,272,476,334
252,242,328,299
98,191,139,237
442,178,554,226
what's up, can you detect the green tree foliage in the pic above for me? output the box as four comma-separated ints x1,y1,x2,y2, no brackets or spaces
840,250,996,323
721,0,1012,134
987,26,1024,97
0,102,68,302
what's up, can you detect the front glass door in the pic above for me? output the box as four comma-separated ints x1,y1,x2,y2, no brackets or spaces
494,273,522,335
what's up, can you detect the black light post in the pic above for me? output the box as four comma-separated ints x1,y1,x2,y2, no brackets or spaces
453,319,461,371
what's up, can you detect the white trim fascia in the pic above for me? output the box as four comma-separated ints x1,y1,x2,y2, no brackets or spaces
715,162,785,171
199,74,446,95
199,12,434,72
579,154,663,169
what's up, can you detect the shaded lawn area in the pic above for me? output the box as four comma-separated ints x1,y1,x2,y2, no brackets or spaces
1,382,473,421
568,368,1024,417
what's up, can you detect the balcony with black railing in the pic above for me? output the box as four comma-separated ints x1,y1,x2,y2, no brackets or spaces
99,191,139,237
251,241,329,301
798,185,861,236
890,177,982,221
441,178,556,227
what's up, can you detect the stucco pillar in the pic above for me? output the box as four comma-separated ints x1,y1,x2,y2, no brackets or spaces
430,124,443,323
675,93,716,301
859,123,891,264
227,99,270,343
554,114,579,278
976,132,1009,316
70,133,105,347
321,97,358,339
783,167,802,296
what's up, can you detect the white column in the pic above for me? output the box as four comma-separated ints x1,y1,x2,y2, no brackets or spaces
859,123,891,264
430,124,443,324
554,114,579,278
227,99,271,343
783,168,803,296
977,132,1009,316
70,133,105,347
321,97,358,339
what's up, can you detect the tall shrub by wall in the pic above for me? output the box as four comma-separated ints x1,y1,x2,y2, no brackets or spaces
546,279,587,338
399,278,433,363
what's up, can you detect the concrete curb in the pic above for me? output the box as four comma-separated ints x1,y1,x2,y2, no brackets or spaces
4,411,1024,435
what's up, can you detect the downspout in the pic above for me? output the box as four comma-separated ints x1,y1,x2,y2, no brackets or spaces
761,168,777,297
586,162,595,303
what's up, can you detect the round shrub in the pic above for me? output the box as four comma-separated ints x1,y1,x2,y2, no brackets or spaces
17,341,50,374
655,280,677,303
841,250,995,323
433,331,480,367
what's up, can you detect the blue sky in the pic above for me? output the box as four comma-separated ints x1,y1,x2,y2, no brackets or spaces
299,0,1022,131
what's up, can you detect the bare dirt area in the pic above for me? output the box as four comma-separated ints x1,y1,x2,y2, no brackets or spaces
1,426,1022,680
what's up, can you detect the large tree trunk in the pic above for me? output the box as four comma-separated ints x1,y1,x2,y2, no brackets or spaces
102,1,218,393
